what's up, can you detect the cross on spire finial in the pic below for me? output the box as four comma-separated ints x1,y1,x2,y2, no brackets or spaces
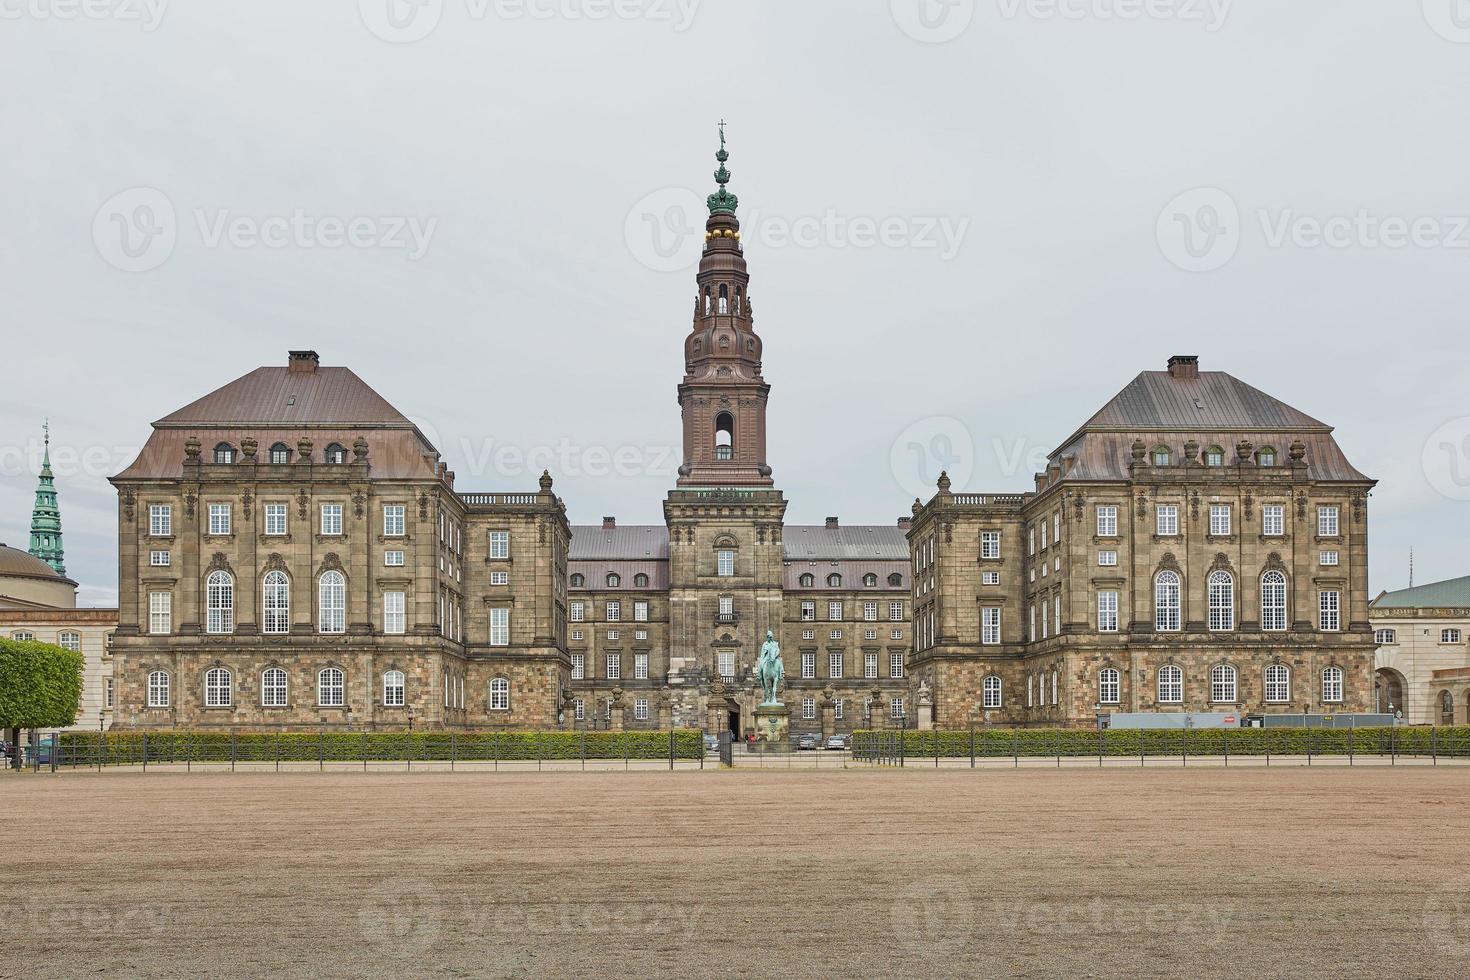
708,120,738,214
719,118,726,150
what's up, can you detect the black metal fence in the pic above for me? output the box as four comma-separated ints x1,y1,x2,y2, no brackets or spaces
853,725,1470,767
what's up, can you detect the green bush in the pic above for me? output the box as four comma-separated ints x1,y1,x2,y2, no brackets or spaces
55,729,704,765
850,726,1470,760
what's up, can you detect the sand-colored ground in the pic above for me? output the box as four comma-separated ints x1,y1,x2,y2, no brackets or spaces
3,767,1467,978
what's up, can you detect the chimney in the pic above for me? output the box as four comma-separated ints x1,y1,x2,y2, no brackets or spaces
896,517,912,530
1167,355,1199,380
602,516,617,530
288,350,320,374
825,517,839,529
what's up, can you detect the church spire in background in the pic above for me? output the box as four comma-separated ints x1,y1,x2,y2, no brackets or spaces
28,420,65,576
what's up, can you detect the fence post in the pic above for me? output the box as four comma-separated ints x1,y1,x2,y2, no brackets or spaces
1098,728,1104,768
1012,728,1019,768
1181,729,1187,768
669,729,675,771
970,723,975,769
274,733,280,773
1391,725,1397,766
451,732,457,773
319,728,325,773
142,731,148,773
1307,727,1313,767
1223,729,1229,768
362,729,368,772
1431,727,1437,767
231,729,236,772
1349,727,1354,767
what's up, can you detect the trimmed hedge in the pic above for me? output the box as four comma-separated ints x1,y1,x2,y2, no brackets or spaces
851,726,1470,760
55,729,704,764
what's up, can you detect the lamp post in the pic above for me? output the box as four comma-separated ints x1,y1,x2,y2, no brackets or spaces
406,704,415,732
345,704,354,732
1094,701,1103,731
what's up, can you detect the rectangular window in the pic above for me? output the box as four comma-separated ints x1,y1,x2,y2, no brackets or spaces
1040,521,1048,550
384,550,405,567
320,504,342,536
802,697,817,721
1319,591,1340,632
801,652,815,679
570,601,584,622
1322,669,1343,704
865,651,878,679
488,531,510,559
384,592,405,634
149,504,171,536
981,570,1000,585
828,652,843,678
1156,504,1178,537
834,699,844,720
571,653,584,680
801,601,815,622
149,592,171,635
864,601,877,622
828,600,842,621
1209,504,1231,536
570,629,584,642
208,503,231,536
1096,506,1118,538
634,652,648,680
830,630,842,640
1318,506,1339,537
606,601,620,622
716,550,734,576
606,654,621,680
1096,550,1119,569
105,677,114,709
980,531,1000,559
490,570,509,585
717,650,734,682
149,550,170,566
1319,551,1339,567
1098,590,1119,633
634,698,649,721
864,628,877,641
891,698,905,720
889,601,904,621
573,698,585,722
981,607,1001,645
891,628,902,641
802,629,815,641
1375,628,1396,645
489,607,510,646
383,505,405,537
891,652,905,678
607,630,619,641
1443,629,1463,644
260,503,286,536
634,601,649,622
1263,505,1285,537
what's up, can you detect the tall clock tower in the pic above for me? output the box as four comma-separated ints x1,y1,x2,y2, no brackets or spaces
664,127,788,739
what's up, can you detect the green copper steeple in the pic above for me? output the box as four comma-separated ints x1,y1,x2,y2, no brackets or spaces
707,119,739,216
28,421,65,576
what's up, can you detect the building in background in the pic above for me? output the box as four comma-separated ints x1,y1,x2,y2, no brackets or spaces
1370,576,1470,724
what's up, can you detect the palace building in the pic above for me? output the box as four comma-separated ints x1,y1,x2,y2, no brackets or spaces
106,136,1378,734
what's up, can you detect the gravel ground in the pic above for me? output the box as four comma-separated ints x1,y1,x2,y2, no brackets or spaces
3,767,1467,978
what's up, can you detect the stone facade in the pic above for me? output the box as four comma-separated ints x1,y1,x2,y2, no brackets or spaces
0,607,118,731
1370,576,1470,723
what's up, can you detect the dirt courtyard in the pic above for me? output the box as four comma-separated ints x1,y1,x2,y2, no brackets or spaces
3,767,1468,979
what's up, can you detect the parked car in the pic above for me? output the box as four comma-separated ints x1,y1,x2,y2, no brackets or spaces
796,734,819,751
824,734,849,751
703,733,720,752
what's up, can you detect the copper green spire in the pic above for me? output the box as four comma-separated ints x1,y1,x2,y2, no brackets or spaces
707,119,739,216
29,420,65,576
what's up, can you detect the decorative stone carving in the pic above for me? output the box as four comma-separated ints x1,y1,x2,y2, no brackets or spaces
353,436,369,462
184,436,201,460
318,553,345,577
241,488,254,520
297,438,313,462
263,553,288,574
241,437,258,460
206,552,232,574
122,489,136,522
297,489,309,521
184,489,197,519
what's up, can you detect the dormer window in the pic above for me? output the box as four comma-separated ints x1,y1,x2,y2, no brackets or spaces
325,443,347,464
1151,447,1171,466
799,573,815,588
888,573,903,587
633,573,649,588
570,573,585,588
827,573,842,588
863,573,878,587
1258,447,1277,467
213,443,235,464
606,573,621,588
269,442,291,464
1205,446,1225,467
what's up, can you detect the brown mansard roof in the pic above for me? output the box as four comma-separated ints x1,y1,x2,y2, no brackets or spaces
568,524,910,562
156,366,411,426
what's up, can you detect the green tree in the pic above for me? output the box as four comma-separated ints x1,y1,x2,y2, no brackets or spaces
0,637,84,769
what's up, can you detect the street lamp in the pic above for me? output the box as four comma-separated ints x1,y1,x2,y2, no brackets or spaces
344,704,354,732
406,704,415,732
1093,701,1103,731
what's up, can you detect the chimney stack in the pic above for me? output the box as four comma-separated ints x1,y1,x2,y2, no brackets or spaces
896,517,912,530
288,350,320,374
602,516,617,530
825,517,839,529
1167,355,1199,380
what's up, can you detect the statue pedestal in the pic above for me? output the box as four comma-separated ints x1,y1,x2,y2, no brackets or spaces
752,704,789,748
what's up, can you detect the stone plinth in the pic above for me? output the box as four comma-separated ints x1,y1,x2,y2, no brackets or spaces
752,703,789,747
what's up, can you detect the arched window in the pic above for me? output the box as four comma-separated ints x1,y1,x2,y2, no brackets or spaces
634,573,649,588
703,287,711,314
213,442,235,464
1207,571,1234,631
888,573,903,587
57,631,80,652
1051,670,1059,706
262,570,290,635
1154,570,1181,632
982,675,1003,709
714,412,734,460
490,677,510,711
1151,446,1171,466
205,666,232,707
324,443,347,464
1205,446,1225,467
1098,667,1121,705
799,573,814,588
383,670,405,707
269,442,291,464
1322,666,1344,703
1210,664,1237,703
319,570,346,634
736,286,744,313
317,667,344,707
1265,664,1291,703
718,283,729,314
827,574,842,588
1157,664,1183,704
863,573,878,588
206,571,234,635
261,667,288,707
147,669,170,708
1441,690,1455,724
570,573,585,588
1261,571,1287,632
606,572,620,588
1257,447,1277,467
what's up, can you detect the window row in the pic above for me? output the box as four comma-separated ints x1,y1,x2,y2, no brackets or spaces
570,572,652,589
8,630,82,650
145,668,517,710
795,572,904,589
1092,664,1344,705
1144,570,1340,633
210,441,353,465
1091,503,1342,540
796,650,906,680
799,600,906,622
1374,627,1463,645
1144,445,1280,468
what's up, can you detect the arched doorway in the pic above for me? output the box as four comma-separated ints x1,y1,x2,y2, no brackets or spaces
1374,667,1406,716
1441,691,1456,726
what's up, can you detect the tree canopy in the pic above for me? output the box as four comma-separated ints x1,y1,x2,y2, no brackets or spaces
0,637,84,730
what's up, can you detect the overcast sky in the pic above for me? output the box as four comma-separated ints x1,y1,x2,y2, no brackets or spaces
2,1,1468,606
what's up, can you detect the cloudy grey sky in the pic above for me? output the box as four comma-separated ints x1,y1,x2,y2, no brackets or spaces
2,0,1468,605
